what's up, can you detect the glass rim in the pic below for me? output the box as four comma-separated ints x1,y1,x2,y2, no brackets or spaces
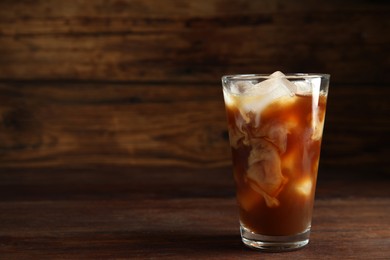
222,73,330,81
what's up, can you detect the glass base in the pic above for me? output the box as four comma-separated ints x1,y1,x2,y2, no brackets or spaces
240,225,310,252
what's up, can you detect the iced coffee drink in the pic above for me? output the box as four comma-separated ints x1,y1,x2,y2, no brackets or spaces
222,72,329,251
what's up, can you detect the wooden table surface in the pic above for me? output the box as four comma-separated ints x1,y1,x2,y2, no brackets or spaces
0,166,389,259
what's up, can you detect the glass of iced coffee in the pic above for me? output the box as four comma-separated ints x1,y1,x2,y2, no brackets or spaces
222,72,329,251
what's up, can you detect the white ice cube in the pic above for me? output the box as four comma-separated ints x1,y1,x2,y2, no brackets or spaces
294,77,321,95
269,71,297,94
294,80,311,94
236,72,297,125
230,81,255,95
269,71,285,78
251,71,295,97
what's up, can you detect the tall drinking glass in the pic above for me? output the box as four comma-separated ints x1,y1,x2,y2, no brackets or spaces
222,72,329,251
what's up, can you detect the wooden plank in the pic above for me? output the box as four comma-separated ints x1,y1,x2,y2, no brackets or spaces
0,82,388,172
1,0,388,22
0,0,389,83
0,82,230,168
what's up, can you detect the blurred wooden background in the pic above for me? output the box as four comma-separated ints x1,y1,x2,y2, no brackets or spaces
0,0,389,176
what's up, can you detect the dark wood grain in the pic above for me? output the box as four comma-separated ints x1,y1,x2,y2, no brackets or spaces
0,0,389,173
0,82,229,169
0,82,389,174
0,0,389,83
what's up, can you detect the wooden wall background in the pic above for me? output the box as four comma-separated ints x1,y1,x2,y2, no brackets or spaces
0,0,389,176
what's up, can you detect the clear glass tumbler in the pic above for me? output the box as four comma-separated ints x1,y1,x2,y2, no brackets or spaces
222,72,330,251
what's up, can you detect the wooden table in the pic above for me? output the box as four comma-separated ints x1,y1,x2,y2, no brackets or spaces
1,166,388,259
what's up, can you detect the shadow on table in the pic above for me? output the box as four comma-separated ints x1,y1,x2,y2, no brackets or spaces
128,230,244,254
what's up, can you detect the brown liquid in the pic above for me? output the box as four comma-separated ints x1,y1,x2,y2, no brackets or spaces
225,94,327,236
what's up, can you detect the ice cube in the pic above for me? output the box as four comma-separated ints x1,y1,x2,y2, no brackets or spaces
223,88,235,108
294,80,311,94
269,71,286,78
249,72,296,101
269,71,297,94
294,77,321,95
296,177,312,196
239,74,295,125
297,76,322,94
230,72,297,126
230,81,255,95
